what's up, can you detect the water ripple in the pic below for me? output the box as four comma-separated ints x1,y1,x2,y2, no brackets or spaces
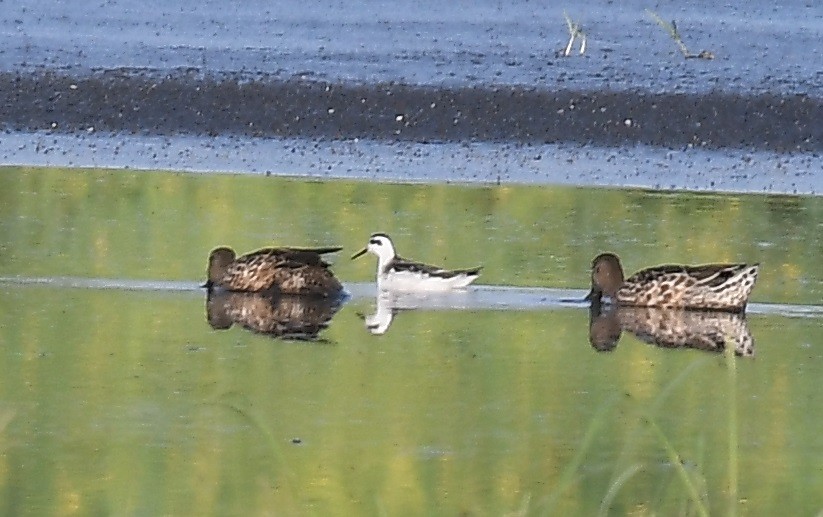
1,276,820,318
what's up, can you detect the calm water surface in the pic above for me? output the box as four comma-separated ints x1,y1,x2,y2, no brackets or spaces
0,167,821,515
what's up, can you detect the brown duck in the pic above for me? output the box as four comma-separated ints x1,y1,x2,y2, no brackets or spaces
585,252,759,312
205,246,344,297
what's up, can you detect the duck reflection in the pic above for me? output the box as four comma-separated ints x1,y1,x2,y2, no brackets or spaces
588,303,754,356
206,290,343,341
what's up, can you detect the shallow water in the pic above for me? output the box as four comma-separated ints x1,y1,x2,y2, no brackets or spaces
3,0,821,95
2,133,820,196
0,166,821,515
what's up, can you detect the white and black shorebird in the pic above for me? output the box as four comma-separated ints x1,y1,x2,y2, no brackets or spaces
351,233,482,291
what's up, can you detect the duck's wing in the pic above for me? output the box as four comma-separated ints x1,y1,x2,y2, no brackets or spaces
622,262,759,311
283,246,344,255
217,247,342,293
276,246,343,268
683,263,758,287
221,249,286,291
626,263,753,287
625,264,690,285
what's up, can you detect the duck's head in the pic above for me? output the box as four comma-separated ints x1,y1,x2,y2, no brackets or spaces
351,233,397,264
585,252,625,303
205,247,237,288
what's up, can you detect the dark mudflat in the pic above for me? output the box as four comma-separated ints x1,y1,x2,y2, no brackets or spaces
1,0,820,193
1,70,820,152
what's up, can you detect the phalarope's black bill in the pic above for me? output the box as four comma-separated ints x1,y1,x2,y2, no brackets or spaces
351,233,481,292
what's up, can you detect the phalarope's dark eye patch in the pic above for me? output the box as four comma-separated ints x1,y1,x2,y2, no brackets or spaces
369,239,381,245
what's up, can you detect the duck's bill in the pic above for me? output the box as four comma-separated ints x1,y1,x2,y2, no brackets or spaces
583,288,596,302
351,248,368,260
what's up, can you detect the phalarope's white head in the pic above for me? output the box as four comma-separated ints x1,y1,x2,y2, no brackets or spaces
351,233,482,291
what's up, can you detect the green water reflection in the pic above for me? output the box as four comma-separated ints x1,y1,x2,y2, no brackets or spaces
0,167,821,515
1,167,820,304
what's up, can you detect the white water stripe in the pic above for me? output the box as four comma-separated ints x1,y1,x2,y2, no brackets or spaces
1,276,820,318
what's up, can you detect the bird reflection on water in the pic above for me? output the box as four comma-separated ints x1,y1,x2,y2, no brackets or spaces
206,290,345,341
588,302,754,356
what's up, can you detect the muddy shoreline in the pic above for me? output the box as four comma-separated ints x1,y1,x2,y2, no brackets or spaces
2,69,820,153
2,0,821,195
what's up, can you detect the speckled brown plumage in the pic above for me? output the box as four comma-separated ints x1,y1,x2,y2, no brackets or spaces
205,246,344,296
206,290,342,340
588,305,754,356
586,252,759,312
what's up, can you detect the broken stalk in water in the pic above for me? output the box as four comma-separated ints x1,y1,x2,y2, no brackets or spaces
562,10,587,56
646,9,714,60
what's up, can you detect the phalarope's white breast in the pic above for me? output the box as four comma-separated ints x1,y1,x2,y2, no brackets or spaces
351,233,482,291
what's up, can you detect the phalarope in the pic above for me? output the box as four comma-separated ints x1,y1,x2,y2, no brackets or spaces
351,233,481,291
585,252,759,312
205,246,344,297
